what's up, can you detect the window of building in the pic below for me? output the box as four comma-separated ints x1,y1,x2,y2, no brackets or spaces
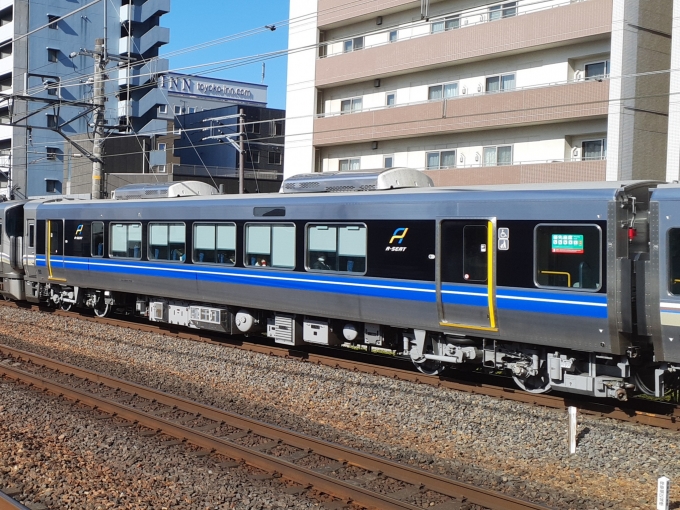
246,150,260,164
273,121,283,136
483,145,512,166
47,48,58,63
386,92,396,107
582,139,606,160
158,104,168,114
173,126,181,135
46,147,58,160
157,142,167,151
110,223,142,259
45,81,58,95
0,108,9,124
431,16,460,33
152,165,166,173
339,158,360,171
0,43,11,59
584,61,610,80
0,74,11,92
148,223,186,262
384,155,394,168
45,179,58,193
535,224,601,290
245,223,295,269
188,107,196,114
246,121,260,134
428,82,459,100
489,2,517,20
46,114,58,128
340,97,362,114
47,14,59,29
268,151,282,165
91,222,104,257
306,224,367,274
486,74,515,93
343,37,364,53
173,105,182,115
193,223,236,265
389,30,398,43
426,150,456,170
0,7,12,26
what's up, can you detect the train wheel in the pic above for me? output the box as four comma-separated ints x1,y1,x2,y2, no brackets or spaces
512,372,551,394
632,365,659,396
414,359,444,376
94,301,111,318
60,301,73,312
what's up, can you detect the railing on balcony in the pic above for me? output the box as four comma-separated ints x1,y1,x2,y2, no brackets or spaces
318,76,610,118
319,0,589,59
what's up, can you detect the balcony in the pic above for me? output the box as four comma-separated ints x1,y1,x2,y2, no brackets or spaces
118,57,169,87
318,0,417,28
118,87,165,119
423,159,606,186
0,21,12,44
316,0,612,87
120,0,171,24
119,26,170,56
314,79,609,146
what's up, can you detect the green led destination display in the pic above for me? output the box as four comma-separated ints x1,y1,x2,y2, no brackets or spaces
551,234,584,254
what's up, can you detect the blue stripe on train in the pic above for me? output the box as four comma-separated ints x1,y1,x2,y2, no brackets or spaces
38,256,607,318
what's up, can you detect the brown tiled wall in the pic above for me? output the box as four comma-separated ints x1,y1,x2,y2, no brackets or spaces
318,0,419,28
314,80,609,146
316,0,613,87
423,160,607,186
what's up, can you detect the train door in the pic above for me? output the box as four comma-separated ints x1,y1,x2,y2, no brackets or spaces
437,219,498,332
24,221,36,278
46,220,66,281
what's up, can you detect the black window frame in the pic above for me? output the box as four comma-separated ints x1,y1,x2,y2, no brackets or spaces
91,221,104,257
147,222,187,263
192,222,237,266
305,222,368,275
109,222,143,260
244,222,296,270
533,223,602,292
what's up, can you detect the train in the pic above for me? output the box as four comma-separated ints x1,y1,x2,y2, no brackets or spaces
0,169,679,401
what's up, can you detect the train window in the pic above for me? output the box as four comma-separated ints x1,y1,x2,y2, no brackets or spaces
669,229,680,294
148,223,186,262
306,224,367,274
463,225,487,282
110,222,142,259
0,223,2,246
245,223,295,269
193,223,236,265
28,224,34,248
535,224,601,290
91,221,104,257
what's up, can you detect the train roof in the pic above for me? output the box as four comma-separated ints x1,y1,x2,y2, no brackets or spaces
28,180,660,211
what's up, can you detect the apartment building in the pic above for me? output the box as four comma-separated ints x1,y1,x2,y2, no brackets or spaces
0,0,170,198
284,0,672,185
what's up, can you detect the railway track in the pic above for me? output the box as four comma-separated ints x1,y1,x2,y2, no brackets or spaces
0,344,550,510
0,488,32,510
1,300,679,432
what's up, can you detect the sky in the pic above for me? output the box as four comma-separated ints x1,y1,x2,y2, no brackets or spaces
161,0,291,110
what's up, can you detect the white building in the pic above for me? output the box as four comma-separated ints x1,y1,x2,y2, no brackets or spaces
284,0,674,186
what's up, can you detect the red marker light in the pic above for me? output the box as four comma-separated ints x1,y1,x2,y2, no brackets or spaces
628,228,637,241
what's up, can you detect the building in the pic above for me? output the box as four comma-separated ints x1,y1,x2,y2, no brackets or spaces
284,0,673,185
169,104,284,193
0,0,170,198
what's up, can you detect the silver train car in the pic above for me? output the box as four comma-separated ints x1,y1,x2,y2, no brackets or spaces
1,172,679,401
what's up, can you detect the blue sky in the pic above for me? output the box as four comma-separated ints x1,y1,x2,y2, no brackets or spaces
161,0,291,110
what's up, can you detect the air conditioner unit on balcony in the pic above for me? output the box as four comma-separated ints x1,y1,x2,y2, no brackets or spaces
572,147,580,159
574,70,583,82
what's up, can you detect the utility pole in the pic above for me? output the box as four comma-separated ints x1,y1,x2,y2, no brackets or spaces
239,108,245,194
91,37,106,199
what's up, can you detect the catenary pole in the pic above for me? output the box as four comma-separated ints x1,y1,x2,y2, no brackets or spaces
91,38,106,199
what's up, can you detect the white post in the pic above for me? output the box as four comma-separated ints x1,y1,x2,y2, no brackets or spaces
568,406,577,454
657,476,671,510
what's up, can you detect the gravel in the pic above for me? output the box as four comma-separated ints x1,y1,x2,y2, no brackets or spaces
0,306,678,509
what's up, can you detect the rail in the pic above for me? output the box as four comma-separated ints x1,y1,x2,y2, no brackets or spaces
0,489,31,510
0,344,549,510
